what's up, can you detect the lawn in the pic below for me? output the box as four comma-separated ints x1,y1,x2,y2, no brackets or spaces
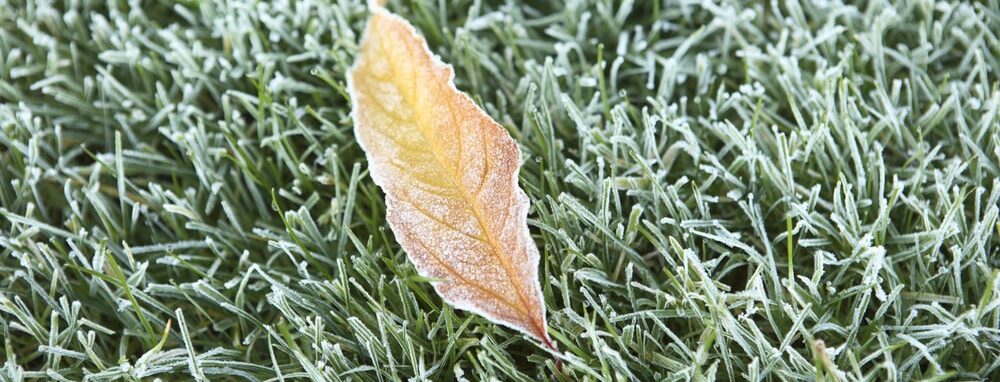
1,0,999,380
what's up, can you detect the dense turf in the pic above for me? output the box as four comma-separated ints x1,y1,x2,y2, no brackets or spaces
2,0,999,380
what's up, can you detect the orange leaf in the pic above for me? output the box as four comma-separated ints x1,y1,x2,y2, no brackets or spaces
347,4,554,349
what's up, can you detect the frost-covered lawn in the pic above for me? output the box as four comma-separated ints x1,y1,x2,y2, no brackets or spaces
2,0,999,381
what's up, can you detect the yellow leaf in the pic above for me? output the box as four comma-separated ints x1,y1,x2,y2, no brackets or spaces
348,4,554,349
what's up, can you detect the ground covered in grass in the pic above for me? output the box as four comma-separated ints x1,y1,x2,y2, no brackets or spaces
1,0,999,380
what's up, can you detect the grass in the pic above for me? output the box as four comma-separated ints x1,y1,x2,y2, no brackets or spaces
1,0,999,380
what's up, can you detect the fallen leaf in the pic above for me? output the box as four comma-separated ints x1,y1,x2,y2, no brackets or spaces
347,4,554,349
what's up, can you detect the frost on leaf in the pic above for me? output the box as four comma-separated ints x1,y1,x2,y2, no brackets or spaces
347,4,554,349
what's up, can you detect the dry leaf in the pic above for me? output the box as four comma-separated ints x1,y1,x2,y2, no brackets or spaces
347,4,554,349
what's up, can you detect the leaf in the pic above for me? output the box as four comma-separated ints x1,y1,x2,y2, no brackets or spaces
347,4,554,349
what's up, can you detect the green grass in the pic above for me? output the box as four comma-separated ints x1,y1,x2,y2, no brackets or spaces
2,0,999,380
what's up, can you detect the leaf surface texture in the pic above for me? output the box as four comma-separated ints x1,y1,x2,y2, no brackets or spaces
348,5,552,346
